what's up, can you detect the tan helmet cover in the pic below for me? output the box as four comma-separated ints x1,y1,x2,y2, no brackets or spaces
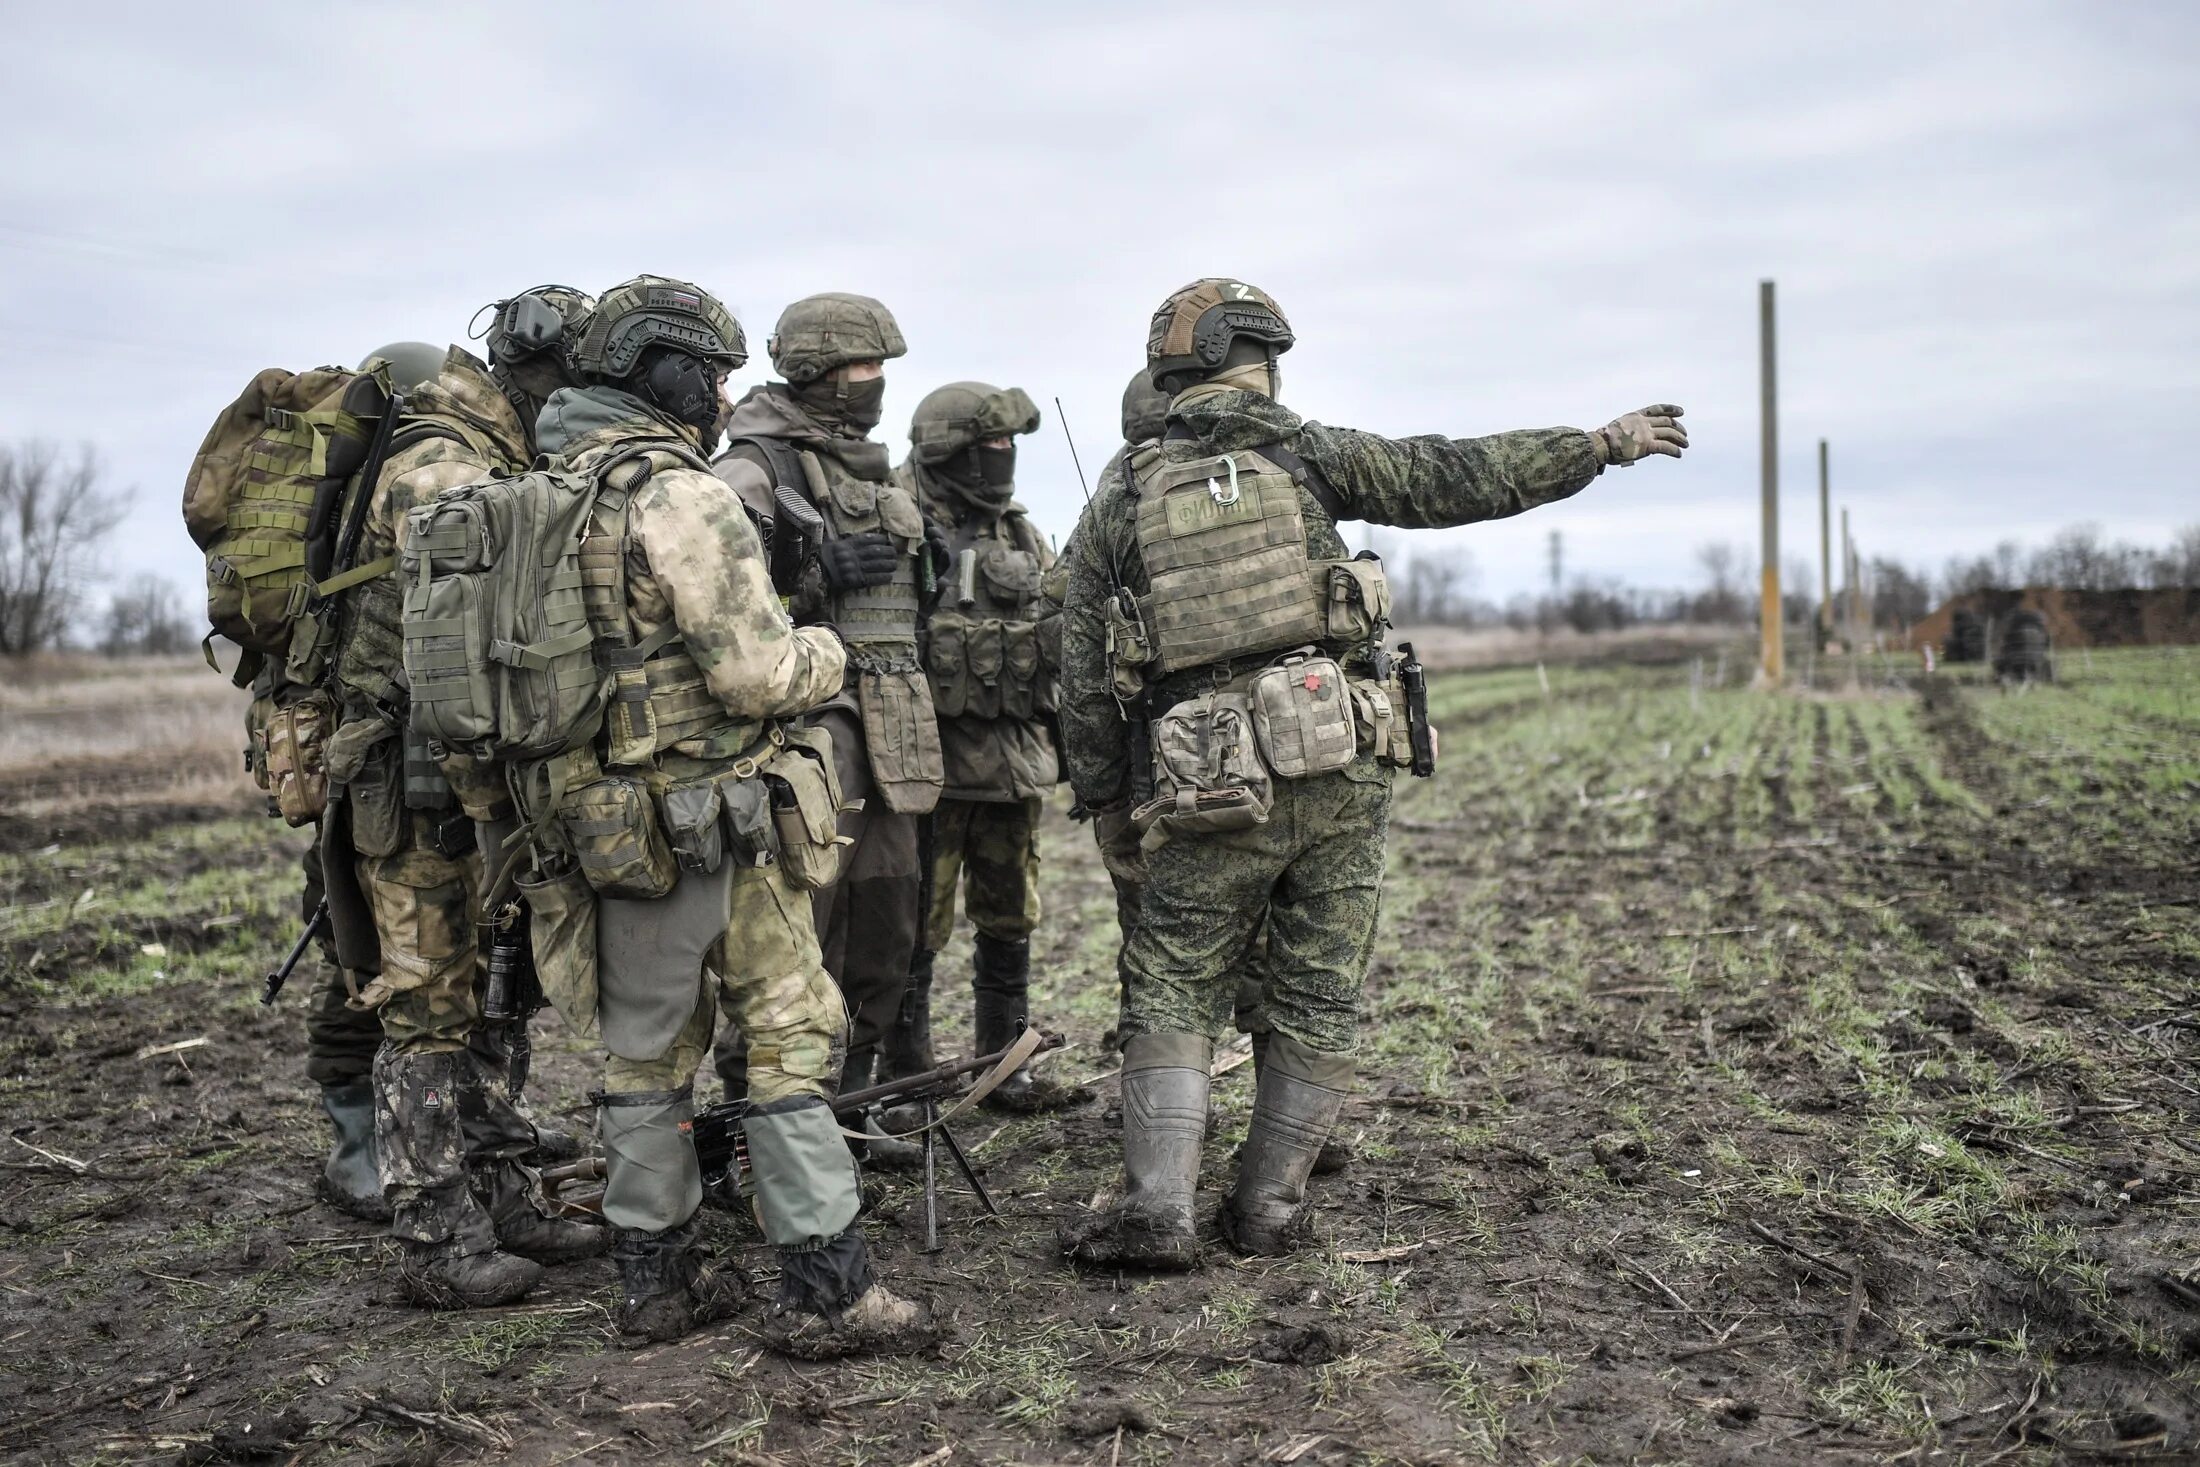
767,292,908,384
1145,278,1293,388
909,381,1041,464
567,275,746,380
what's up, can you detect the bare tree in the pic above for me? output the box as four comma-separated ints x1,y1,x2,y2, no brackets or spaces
1867,556,1932,628
1691,542,1752,624
0,441,133,653
100,572,192,656
2025,523,2141,590
1394,547,1476,626
2143,524,2200,589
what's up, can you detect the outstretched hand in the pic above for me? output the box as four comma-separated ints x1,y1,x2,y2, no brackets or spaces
1592,405,1688,466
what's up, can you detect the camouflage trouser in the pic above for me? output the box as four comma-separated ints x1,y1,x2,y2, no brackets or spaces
925,796,1042,949
718,707,916,1087
299,835,379,1087
610,861,847,1104
1096,812,1272,1040
1119,759,1393,1056
353,811,483,1056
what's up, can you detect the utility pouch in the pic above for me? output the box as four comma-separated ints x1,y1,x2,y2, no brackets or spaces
1001,621,1042,721
343,733,405,859
1248,654,1356,780
857,666,944,815
964,621,1005,720
1132,691,1273,843
401,724,455,811
926,610,971,718
717,776,778,868
1349,677,1401,763
263,691,334,827
1104,595,1151,701
516,862,598,1037
560,774,677,899
762,724,848,891
1322,555,1393,642
603,665,658,768
659,780,725,875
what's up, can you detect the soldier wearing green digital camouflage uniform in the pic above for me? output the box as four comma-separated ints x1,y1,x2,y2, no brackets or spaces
527,275,929,1356
888,382,1077,1108
326,300,608,1309
709,295,941,1109
1060,280,1686,1267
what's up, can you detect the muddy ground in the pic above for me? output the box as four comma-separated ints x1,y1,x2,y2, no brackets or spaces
3,651,2197,1465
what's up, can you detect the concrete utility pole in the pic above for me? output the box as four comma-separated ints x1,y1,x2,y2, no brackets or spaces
1547,529,1562,596
1757,279,1784,685
1818,439,1832,639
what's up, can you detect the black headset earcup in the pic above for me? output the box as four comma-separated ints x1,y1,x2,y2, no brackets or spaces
502,295,566,354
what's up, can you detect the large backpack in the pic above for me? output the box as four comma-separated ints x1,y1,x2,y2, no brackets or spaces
400,442,705,764
182,364,404,683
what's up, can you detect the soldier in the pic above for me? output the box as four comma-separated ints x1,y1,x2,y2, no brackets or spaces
887,382,1077,1108
710,295,941,1109
530,274,929,1354
1060,280,1685,1267
326,300,608,1309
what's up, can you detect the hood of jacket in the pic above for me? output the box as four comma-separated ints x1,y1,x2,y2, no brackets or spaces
411,347,534,464
1164,382,1307,453
534,384,702,467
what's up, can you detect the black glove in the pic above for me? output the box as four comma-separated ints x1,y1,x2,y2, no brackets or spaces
817,531,900,591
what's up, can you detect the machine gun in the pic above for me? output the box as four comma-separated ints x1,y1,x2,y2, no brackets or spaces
540,1028,1061,1252
261,899,329,1005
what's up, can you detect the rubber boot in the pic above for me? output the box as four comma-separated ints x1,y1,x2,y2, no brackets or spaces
611,1216,747,1344
1222,1033,1352,1257
837,1051,920,1173
473,1159,608,1265
972,934,1081,1112
317,1078,391,1223
882,948,937,1082
1062,1032,1211,1270
377,1048,540,1309
1250,1031,1354,1177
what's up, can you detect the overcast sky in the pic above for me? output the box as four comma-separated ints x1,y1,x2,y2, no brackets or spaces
3,1,2194,613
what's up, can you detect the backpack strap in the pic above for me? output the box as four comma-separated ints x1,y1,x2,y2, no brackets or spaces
725,434,807,498
1163,422,1348,521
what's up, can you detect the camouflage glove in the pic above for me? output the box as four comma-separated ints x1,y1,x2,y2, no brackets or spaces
1090,802,1145,886
1589,405,1687,466
817,531,901,591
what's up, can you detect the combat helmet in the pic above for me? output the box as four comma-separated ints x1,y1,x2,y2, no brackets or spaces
909,381,1041,465
1145,278,1293,391
768,293,906,384
1120,367,1170,443
566,274,747,382
357,341,445,393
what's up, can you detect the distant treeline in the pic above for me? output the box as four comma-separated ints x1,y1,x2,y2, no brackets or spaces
1369,522,2200,635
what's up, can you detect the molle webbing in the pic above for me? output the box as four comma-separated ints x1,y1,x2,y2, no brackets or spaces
330,422,480,715
1132,447,1329,674
578,460,739,756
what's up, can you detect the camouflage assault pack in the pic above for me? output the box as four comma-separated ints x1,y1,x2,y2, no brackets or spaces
183,363,413,686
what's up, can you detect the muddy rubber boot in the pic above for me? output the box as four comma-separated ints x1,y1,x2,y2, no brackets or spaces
317,1078,392,1224
972,934,1083,1112
474,1160,608,1265
762,1229,936,1359
378,1047,542,1309
1063,1032,1211,1270
1250,1032,1354,1177
522,1117,587,1166
611,1217,748,1344
1222,1034,1352,1257
882,948,937,1082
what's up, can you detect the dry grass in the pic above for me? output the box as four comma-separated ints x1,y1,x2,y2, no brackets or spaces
1395,620,1745,671
0,652,256,822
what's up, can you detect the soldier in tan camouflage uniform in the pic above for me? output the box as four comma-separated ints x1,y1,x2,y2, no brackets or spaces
1060,280,1686,1268
528,275,930,1356
888,382,1077,1109
324,298,607,1308
709,296,941,1110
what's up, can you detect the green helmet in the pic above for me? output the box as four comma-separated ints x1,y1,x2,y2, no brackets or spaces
566,274,746,382
767,292,906,384
478,284,595,366
1145,278,1293,389
357,341,445,393
1120,367,1170,443
909,381,1041,465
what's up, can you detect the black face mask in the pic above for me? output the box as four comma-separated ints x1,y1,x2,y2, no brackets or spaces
793,374,885,435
